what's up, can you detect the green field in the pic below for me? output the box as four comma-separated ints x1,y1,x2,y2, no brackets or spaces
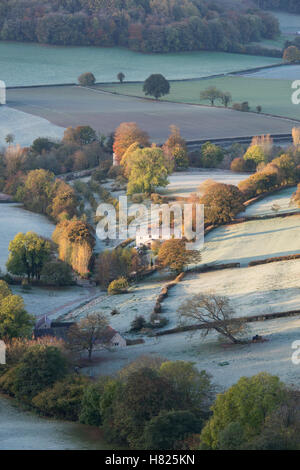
97,76,299,120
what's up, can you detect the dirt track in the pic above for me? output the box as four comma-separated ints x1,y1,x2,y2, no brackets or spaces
7,85,299,143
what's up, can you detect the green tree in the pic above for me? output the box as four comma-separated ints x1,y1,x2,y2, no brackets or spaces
143,74,170,100
200,87,222,106
63,126,97,145
162,125,188,171
40,260,74,286
201,142,224,168
108,277,129,295
32,375,89,421
283,46,300,63
243,145,267,166
31,137,55,154
106,367,180,448
6,232,52,281
14,345,68,402
159,361,212,412
200,183,245,225
220,91,232,108
0,281,34,339
78,72,96,86
18,169,55,215
218,422,245,450
200,373,287,449
144,410,201,450
127,147,169,195
117,72,125,83
79,379,107,426
5,134,15,145
157,239,200,274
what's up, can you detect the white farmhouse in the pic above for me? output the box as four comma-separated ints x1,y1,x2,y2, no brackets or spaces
104,326,127,348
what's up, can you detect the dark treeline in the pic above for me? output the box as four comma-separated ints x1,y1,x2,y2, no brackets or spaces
253,0,300,14
0,0,279,53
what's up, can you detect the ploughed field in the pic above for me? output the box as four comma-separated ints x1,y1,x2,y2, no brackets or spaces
7,85,299,143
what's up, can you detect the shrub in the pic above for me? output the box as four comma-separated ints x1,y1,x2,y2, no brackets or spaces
32,375,89,421
130,315,147,332
200,183,245,225
244,145,267,165
79,380,107,426
0,366,19,396
78,72,96,86
144,410,202,450
232,102,250,112
200,142,224,168
149,314,169,329
41,260,75,286
108,277,129,295
230,157,255,173
13,345,69,403
200,373,287,449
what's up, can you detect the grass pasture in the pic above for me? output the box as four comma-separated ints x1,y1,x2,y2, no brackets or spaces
97,75,299,120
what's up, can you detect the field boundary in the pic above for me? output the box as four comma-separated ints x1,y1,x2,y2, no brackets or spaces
6,62,284,90
156,309,300,337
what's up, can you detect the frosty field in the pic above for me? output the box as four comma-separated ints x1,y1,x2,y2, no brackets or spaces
240,186,298,218
91,315,300,390
62,277,164,335
199,214,300,267
164,259,300,326
0,41,281,87
12,284,98,320
0,203,54,272
164,170,250,198
0,106,64,148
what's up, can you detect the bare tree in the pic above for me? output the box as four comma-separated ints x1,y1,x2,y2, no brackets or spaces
178,293,246,344
67,312,109,361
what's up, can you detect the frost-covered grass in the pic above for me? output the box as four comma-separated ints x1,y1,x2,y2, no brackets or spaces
163,259,300,327
0,395,110,450
0,41,281,86
164,170,250,198
0,106,64,148
87,316,300,390
199,214,300,267
62,277,163,335
239,186,298,218
12,284,97,320
0,203,54,272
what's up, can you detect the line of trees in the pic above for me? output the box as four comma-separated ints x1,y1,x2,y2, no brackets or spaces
0,0,280,53
253,0,300,14
1,335,300,450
